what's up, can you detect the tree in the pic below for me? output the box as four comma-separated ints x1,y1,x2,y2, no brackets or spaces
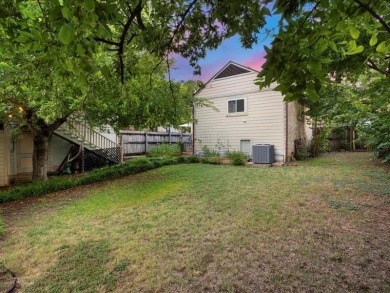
1,0,273,181
303,72,390,162
255,0,389,162
257,0,390,100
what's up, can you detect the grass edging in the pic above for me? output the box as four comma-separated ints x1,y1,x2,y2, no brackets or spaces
0,157,182,205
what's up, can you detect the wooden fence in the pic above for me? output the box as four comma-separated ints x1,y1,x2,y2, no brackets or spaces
119,131,192,155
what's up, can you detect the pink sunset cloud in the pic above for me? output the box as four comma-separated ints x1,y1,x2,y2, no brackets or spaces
241,54,267,71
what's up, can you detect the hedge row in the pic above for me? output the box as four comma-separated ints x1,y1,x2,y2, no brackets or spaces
0,157,183,204
0,155,220,236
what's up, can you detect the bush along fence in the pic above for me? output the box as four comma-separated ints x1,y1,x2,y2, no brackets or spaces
0,157,182,204
120,130,192,155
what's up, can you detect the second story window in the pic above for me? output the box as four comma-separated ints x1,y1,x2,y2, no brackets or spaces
228,98,245,114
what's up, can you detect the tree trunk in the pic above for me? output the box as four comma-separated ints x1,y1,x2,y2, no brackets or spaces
32,133,50,182
24,109,70,182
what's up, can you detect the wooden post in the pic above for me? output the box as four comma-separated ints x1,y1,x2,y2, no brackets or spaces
119,133,123,163
168,127,171,144
145,131,148,153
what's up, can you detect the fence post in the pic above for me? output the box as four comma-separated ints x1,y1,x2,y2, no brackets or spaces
145,131,148,154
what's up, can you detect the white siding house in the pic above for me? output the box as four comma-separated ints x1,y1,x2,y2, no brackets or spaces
194,61,312,162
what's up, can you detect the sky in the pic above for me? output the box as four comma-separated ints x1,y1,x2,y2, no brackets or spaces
169,13,280,82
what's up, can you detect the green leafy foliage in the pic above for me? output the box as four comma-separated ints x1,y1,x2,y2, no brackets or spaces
225,151,247,166
201,146,220,157
147,144,182,157
0,157,180,204
200,156,221,165
294,142,310,161
258,1,389,163
186,155,200,163
1,0,272,181
304,73,389,162
58,23,75,44
257,1,390,100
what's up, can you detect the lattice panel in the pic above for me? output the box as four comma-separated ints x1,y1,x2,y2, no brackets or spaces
93,147,121,164
82,147,121,172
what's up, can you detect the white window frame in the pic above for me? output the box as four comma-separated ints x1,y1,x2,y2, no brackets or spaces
226,97,247,116
240,139,251,155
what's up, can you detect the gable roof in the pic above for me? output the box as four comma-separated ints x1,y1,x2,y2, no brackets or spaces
194,61,259,96
209,61,258,82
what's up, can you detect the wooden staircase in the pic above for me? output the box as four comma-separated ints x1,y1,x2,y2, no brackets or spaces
55,116,122,164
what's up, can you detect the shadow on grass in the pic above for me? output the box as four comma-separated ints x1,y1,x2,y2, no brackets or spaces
25,240,128,293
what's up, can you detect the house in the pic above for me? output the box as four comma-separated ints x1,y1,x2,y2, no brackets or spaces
193,61,312,162
0,116,121,186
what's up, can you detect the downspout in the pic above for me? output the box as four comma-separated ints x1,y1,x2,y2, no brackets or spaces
192,102,195,155
285,102,288,163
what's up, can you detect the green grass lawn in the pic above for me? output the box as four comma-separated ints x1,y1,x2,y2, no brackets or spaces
0,152,389,292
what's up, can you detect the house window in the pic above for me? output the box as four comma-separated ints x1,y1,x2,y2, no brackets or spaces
227,98,245,114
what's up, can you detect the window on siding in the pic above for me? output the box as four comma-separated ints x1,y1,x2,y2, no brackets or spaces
227,99,245,114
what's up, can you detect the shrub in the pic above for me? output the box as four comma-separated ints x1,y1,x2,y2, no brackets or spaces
201,146,220,157
176,156,186,163
0,157,180,204
310,129,331,157
186,155,200,163
201,156,221,165
372,141,390,164
225,151,247,166
147,144,181,157
177,141,185,152
295,144,309,160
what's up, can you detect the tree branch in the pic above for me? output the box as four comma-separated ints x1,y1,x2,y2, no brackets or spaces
126,33,137,45
166,55,177,124
118,0,144,83
164,0,199,50
136,10,146,29
93,37,120,46
149,57,166,86
302,1,321,26
353,0,390,34
367,58,390,77
48,113,73,133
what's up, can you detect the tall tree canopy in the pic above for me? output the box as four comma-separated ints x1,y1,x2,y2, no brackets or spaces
0,0,273,181
256,0,389,161
257,0,389,100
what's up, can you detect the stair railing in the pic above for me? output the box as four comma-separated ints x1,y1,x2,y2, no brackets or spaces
57,116,123,163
